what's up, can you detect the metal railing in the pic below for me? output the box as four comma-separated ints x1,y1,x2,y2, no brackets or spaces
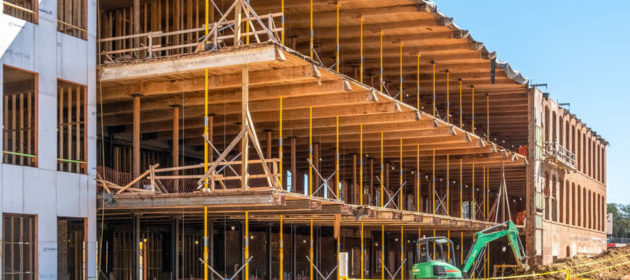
544,141,576,169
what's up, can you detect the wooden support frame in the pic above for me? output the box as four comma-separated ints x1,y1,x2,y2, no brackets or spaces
3,65,38,168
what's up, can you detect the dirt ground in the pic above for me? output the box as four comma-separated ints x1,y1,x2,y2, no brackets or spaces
526,246,630,279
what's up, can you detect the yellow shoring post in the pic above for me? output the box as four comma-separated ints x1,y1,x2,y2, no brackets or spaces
483,166,486,220
203,0,209,275
417,53,421,110
472,233,475,279
471,86,475,134
360,124,363,205
335,2,340,72
361,222,365,280
459,159,463,218
400,226,404,280
309,0,313,59
399,42,403,102
379,31,383,92
432,62,436,117
432,150,435,214
336,116,340,200
279,97,283,188
446,155,450,215
360,16,364,83
310,218,314,280
245,0,249,45
447,230,451,261
380,132,384,207
399,138,403,210
281,0,285,45
432,229,436,260
280,215,284,280
309,107,313,196
446,71,450,123
416,144,420,213
486,94,490,139
459,79,463,128
245,211,249,280
472,163,475,220
381,225,385,280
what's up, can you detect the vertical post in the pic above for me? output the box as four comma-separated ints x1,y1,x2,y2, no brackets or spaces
335,2,340,72
400,226,404,280
245,212,249,280
446,155,450,215
291,137,297,192
446,71,450,123
381,225,385,280
399,138,403,210
459,79,463,128
447,230,451,261
234,0,242,45
399,42,403,102
266,131,273,160
203,24,209,278
310,218,314,280
460,231,463,266
432,150,435,214
460,159,463,218
379,31,383,92
242,65,250,189
483,166,486,220
314,143,320,192
280,215,284,280
352,154,357,204
486,94,490,139
134,0,140,49
417,53,421,110
337,221,341,280
416,144,420,212
380,132,384,207
132,95,141,178
309,106,313,196
172,105,180,192
279,97,283,189
472,163,475,220
360,16,364,83
360,124,363,205
361,223,364,280
432,62,436,117
471,86,475,134
281,0,285,45
336,116,340,200
309,0,313,59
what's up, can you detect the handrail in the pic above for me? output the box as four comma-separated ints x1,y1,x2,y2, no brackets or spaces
3,2,36,15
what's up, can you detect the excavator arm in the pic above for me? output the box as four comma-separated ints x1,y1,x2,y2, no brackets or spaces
461,221,527,277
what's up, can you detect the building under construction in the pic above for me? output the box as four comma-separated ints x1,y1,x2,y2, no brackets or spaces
0,0,608,279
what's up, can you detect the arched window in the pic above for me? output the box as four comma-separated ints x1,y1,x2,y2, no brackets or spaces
552,111,557,142
545,106,550,142
572,183,577,226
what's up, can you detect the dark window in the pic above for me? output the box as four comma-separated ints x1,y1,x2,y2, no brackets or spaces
2,65,37,167
57,0,87,39
57,80,87,173
2,213,37,280
2,0,38,23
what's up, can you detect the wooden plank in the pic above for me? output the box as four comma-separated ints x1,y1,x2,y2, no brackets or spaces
68,86,73,171
75,85,81,172
11,94,16,164
19,93,24,165
27,91,32,166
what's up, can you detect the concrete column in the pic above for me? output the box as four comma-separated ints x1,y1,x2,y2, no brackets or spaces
266,130,273,159
132,95,142,180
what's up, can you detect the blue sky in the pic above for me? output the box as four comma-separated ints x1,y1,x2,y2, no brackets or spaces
433,1,630,203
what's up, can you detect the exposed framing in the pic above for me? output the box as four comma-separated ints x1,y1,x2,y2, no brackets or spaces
57,0,88,39
2,213,38,280
57,79,88,174
2,0,38,23
2,65,38,167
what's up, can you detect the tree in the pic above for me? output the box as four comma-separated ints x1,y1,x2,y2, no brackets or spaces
607,203,630,238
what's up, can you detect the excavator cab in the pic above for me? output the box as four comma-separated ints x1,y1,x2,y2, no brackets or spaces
412,237,462,279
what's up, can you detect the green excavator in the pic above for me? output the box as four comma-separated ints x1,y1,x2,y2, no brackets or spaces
411,220,528,279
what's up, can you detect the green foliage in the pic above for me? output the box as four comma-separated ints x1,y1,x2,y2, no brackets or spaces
608,203,630,238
